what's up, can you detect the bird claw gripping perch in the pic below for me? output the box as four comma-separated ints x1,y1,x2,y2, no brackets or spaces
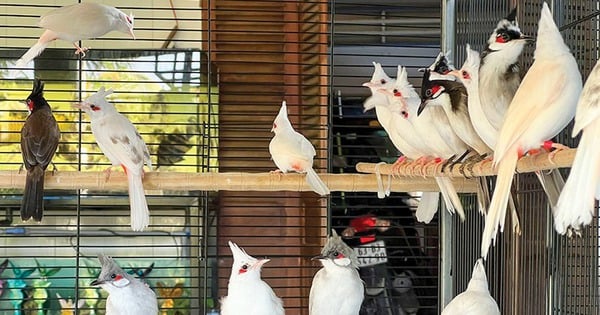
374,162,391,199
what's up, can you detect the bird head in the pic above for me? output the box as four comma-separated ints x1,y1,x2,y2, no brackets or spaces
73,87,116,118
24,79,49,112
362,62,395,112
485,7,532,61
417,70,447,115
534,2,570,59
448,44,481,86
90,255,132,294
116,9,135,39
467,258,490,292
312,229,358,269
228,241,270,281
271,100,292,133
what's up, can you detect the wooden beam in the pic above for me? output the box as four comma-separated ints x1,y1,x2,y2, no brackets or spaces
0,171,478,193
355,148,575,177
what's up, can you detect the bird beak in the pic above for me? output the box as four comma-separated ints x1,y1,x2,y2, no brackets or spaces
72,102,89,111
447,69,461,78
253,258,270,270
417,100,428,116
129,29,136,40
520,34,535,42
362,82,374,88
311,254,326,261
90,279,102,286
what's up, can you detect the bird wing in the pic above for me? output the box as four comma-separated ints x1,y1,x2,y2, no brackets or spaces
20,110,60,169
573,60,600,135
39,3,114,40
494,59,567,161
270,131,315,162
92,114,149,174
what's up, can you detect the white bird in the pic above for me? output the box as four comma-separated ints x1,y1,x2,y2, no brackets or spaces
74,87,152,231
481,2,582,258
441,258,500,315
221,241,284,315
91,255,158,315
16,2,135,68
310,229,364,315
478,7,530,131
362,63,464,223
269,101,330,196
554,59,600,235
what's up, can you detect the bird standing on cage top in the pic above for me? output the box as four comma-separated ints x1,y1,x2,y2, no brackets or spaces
220,241,285,315
269,100,330,196
74,87,152,232
481,2,582,259
20,79,60,222
15,2,135,68
91,255,158,315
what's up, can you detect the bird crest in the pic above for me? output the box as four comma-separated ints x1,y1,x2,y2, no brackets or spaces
272,101,292,132
463,44,481,71
320,229,358,268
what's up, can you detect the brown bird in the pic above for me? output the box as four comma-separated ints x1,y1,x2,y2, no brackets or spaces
20,79,60,221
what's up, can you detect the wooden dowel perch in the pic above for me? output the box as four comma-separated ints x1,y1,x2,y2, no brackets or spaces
0,171,478,193
356,148,576,178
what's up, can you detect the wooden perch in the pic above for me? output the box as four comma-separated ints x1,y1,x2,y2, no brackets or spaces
355,148,576,177
0,171,478,193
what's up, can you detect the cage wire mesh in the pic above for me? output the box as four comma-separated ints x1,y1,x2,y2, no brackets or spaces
451,1,600,314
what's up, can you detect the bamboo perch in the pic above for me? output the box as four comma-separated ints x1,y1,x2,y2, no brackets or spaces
0,171,478,193
355,148,576,177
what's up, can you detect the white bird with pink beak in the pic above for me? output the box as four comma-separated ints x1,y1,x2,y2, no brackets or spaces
16,2,135,68
221,241,284,315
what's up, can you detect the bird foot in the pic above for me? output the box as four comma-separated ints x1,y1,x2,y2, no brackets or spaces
74,46,90,58
390,157,408,178
50,162,58,175
543,141,570,164
18,164,24,174
270,169,283,180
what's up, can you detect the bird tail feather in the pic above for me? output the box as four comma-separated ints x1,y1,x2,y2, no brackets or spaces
127,171,150,231
476,177,491,215
554,125,600,234
21,165,45,221
481,153,518,259
434,177,465,220
306,168,330,196
15,42,49,68
415,192,440,223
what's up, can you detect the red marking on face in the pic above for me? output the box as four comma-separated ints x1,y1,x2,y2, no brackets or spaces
26,99,34,111
273,123,277,129
238,264,249,274
430,85,441,96
126,16,132,24
461,70,470,80
393,89,402,97
402,111,409,119
114,274,123,281
90,104,101,111
334,252,345,259
495,34,507,43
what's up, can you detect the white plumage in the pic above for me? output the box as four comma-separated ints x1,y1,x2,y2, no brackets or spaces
481,2,582,258
554,59,600,234
441,259,500,315
269,101,330,196
221,241,284,315
75,87,152,231
16,2,135,68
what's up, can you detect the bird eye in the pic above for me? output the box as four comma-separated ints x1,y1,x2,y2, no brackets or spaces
273,123,277,129
110,274,116,279
90,104,100,111
462,70,470,80
425,89,433,97
242,264,248,270
380,79,387,84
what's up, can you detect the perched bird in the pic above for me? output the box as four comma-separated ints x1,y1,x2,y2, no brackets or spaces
20,79,60,221
554,59,600,235
16,2,135,68
481,2,582,258
479,7,530,130
74,87,152,231
91,255,158,315
441,259,500,315
364,63,465,222
310,229,364,315
419,70,491,156
269,101,330,196
220,241,284,315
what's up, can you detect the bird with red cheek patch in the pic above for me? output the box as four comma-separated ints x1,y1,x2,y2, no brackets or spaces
221,241,284,315
91,255,158,315
310,229,364,315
